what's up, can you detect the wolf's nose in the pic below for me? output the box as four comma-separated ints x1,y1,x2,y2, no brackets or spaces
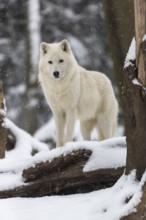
53,71,59,78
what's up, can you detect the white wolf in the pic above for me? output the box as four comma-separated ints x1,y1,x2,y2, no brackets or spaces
39,39,118,147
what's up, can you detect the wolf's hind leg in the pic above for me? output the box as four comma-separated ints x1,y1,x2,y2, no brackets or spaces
97,113,114,141
80,119,95,140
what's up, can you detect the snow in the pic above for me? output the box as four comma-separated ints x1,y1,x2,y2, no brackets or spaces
132,78,146,93
0,118,51,191
0,118,50,174
0,173,24,191
0,171,145,220
124,38,136,68
0,119,143,220
142,34,146,42
83,138,126,171
5,118,50,157
0,109,6,117
22,137,126,172
132,78,141,86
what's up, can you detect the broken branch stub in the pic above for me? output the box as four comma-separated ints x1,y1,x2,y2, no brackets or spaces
0,81,7,158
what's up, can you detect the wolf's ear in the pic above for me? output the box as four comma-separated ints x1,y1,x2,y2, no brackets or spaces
60,39,70,53
40,42,49,56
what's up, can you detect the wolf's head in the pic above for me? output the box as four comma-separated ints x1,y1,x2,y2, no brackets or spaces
39,39,77,80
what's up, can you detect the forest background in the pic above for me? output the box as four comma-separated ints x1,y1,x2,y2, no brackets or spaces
0,0,134,134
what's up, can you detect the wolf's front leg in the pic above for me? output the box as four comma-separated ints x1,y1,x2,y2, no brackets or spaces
53,111,65,147
65,109,76,143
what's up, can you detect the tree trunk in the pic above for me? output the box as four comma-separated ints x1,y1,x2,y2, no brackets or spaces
23,0,41,134
103,0,134,124
124,0,146,181
122,0,146,218
134,0,146,86
123,59,146,180
0,81,7,158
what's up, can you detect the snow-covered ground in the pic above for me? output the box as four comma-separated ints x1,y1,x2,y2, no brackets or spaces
0,118,143,220
0,171,145,220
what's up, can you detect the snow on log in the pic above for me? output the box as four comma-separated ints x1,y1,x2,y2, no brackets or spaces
4,118,50,155
0,138,126,198
0,81,7,158
23,149,92,182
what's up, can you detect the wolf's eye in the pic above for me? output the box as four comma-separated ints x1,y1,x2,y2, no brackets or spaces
59,59,64,63
48,61,53,64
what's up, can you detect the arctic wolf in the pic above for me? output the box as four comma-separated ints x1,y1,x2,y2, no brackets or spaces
39,39,118,147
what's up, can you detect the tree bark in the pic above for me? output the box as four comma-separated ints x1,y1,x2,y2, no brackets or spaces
134,0,146,86
23,0,41,134
0,81,6,158
122,1,146,218
103,0,134,124
123,0,146,181
123,59,146,180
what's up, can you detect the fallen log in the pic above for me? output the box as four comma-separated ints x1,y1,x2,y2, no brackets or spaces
0,148,124,198
0,168,124,198
23,149,92,182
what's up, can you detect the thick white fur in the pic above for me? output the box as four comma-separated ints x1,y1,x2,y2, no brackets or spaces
39,39,118,147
